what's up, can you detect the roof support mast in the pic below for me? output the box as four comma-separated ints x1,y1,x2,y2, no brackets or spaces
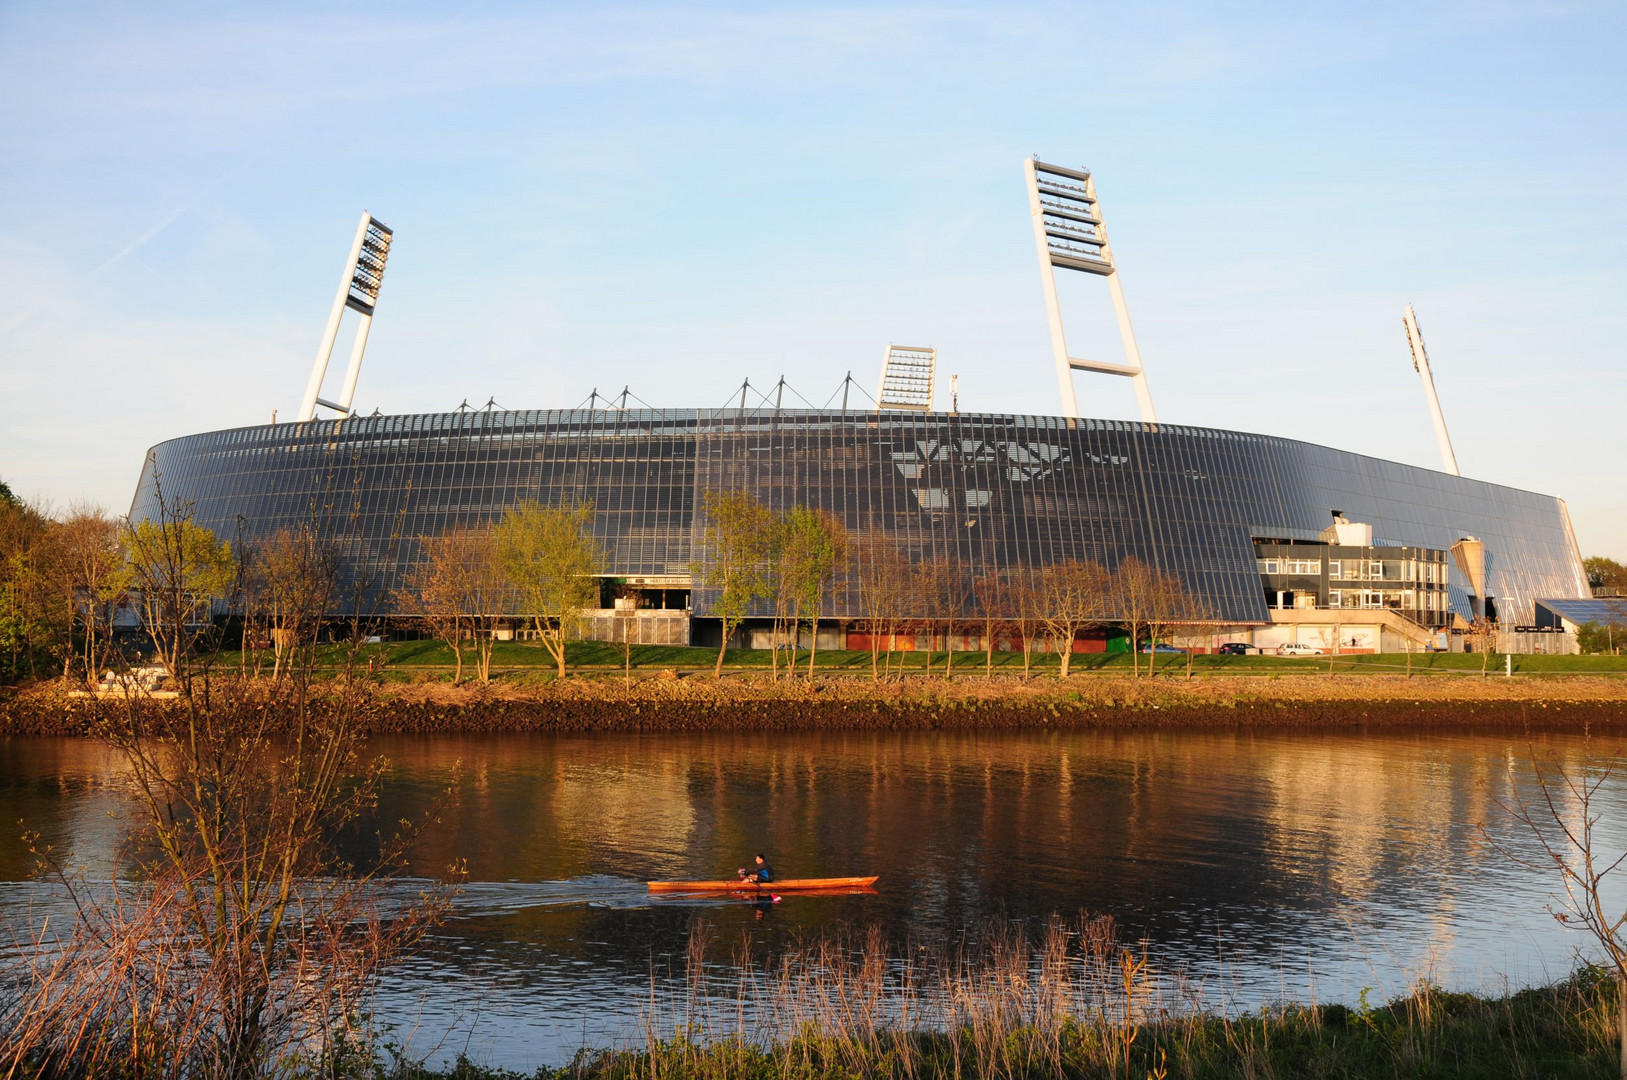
297,211,394,422
1024,158,1156,424
1401,304,1460,476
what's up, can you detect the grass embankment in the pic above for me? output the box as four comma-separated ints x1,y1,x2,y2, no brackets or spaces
296,639,1627,681
375,917,1620,1079
3,649,1625,736
390,979,1618,1079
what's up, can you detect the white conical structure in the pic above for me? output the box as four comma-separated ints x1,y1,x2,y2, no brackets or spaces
1401,304,1459,476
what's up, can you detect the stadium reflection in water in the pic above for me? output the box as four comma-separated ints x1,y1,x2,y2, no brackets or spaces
5,728,1625,1069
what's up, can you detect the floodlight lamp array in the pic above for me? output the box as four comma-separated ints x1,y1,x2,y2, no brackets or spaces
1032,162,1112,276
1023,156,1157,424
347,218,393,313
878,344,936,411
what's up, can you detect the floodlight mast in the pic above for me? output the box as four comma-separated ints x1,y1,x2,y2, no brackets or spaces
296,211,394,422
1401,304,1460,476
1024,158,1156,424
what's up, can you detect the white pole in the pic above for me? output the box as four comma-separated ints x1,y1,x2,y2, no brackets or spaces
298,212,372,422
1402,304,1460,476
1107,272,1157,425
1091,174,1157,426
1025,159,1080,419
335,311,372,414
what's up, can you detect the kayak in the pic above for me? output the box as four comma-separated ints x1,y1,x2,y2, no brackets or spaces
647,876,878,893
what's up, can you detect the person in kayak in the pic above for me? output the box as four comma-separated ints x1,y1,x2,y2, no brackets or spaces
737,854,774,886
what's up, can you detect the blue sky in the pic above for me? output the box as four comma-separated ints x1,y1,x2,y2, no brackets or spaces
1,2,1623,556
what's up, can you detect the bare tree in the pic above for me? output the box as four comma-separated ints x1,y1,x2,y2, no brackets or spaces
973,569,1015,678
47,504,128,681
399,525,507,685
1038,560,1111,678
254,525,335,680
3,493,453,1078
1010,565,1045,678
494,500,603,679
1483,734,1627,1078
694,490,775,679
929,557,973,679
1113,557,1199,677
1469,613,1500,677
852,530,911,681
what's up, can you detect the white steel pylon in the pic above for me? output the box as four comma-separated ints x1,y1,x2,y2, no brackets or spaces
296,212,394,422
1024,158,1156,424
1401,304,1460,476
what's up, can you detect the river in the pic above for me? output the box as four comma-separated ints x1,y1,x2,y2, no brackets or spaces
3,726,1625,1069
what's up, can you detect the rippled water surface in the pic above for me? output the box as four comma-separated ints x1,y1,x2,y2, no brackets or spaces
4,725,1626,1069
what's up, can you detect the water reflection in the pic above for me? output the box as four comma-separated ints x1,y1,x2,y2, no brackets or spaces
3,727,1625,1069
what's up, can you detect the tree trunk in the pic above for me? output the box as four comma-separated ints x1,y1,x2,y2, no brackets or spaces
808,613,819,679
714,630,728,679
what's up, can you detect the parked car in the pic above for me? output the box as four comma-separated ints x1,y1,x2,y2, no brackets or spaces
1276,642,1325,657
1139,643,1186,654
1216,642,1254,656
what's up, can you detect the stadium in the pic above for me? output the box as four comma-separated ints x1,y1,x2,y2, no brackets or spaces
128,161,1592,653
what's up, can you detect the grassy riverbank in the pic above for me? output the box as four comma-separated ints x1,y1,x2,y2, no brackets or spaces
257,638,1627,681
3,660,1625,736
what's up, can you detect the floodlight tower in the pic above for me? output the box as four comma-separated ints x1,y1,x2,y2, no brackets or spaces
877,343,937,411
1401,304,1460,476
1024,158,1156,424
296,212,394,421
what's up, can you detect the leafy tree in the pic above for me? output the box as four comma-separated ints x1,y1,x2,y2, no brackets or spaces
0,496,52,681
773,507,849,678
122,511,237,679
695,491,774,679
494,500,603,679
1577,620,1626,656
0,478,17,507
1586,556,1627,593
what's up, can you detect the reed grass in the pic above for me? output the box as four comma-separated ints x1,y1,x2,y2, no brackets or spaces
382,915,1619,1080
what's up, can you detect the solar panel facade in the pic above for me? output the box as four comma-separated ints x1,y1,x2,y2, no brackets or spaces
129,409,1590,626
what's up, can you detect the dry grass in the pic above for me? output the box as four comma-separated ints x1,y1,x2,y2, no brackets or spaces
570,916,1615,1079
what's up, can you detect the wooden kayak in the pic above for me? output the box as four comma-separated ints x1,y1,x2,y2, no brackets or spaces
647,876,878,893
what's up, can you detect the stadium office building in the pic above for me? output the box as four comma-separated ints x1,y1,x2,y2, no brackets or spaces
128,407,1591,654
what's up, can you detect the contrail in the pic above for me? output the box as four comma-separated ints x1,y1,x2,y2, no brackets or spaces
0,159,253,335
